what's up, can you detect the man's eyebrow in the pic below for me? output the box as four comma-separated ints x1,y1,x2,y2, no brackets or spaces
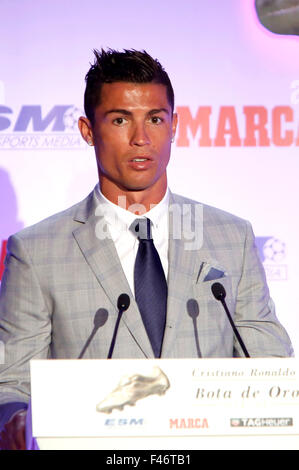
104,108,132,116
104,107,170,117
148,108,170,115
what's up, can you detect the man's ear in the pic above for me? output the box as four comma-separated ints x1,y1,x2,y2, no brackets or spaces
171,112,178,142
78,116,94,146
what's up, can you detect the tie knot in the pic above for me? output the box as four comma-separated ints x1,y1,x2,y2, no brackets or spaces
130,218,152,240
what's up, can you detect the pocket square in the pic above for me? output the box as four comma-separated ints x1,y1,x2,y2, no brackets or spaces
203,267,225,282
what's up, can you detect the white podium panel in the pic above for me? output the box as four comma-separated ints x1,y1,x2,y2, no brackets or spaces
28,358,299,450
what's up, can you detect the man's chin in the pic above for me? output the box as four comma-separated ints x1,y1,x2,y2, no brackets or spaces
116,176,165,194
99,172,167,206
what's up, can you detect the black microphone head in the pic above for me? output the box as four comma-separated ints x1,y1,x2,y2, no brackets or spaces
211,282,226,301
187,298,199,319
117,293,130,311
94,308,109,329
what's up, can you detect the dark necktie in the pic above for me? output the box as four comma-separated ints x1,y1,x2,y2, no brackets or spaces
131,218,167,358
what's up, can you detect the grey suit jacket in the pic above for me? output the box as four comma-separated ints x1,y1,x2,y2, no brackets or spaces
0,188,293,410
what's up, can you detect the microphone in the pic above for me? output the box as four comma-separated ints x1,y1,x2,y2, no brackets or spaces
78,308,109,359
107,293,130,359
211,282,250,358
186,298,202,357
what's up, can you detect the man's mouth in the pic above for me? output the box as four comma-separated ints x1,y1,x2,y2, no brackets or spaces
127,156,154,170
131,158,149,162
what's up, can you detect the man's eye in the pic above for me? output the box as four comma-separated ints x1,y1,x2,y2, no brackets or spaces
150,116,162,124
113,117,127,126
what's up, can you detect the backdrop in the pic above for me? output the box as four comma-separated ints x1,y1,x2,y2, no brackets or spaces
0,0,298,354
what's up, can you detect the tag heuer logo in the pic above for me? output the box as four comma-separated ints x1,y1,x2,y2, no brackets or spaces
231,418,293,427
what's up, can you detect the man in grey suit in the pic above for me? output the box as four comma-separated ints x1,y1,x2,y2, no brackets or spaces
0,49,293,449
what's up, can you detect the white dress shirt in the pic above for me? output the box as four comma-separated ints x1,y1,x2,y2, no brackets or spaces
95,184,169,297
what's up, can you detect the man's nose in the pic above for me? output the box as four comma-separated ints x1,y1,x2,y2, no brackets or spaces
130,123,150,146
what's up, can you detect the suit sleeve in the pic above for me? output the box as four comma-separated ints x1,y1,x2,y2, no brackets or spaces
233,221,294,357
0,233,51,408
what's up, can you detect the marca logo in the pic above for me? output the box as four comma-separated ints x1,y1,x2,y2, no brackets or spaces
169,418,209,429
176,105,299,147
256,236,287,281
0,105,86,150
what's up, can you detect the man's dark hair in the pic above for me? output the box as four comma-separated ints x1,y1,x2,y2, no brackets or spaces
84,48,174,125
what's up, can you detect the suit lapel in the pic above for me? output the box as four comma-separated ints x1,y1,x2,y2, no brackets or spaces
72,189,154,358
162,193,231,357
162,194,202,356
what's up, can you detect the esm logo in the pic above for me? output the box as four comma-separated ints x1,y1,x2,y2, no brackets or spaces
0,105,85,149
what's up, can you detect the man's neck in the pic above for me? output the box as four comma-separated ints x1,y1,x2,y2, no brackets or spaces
99,179,168,215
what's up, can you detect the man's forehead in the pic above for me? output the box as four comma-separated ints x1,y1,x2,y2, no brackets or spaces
99,81,170,108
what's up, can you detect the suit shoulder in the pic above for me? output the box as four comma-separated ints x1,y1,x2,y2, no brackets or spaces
171,192,250,228
11,190,94,242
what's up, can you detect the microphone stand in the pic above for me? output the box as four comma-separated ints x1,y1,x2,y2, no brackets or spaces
107,294,130,359
211,282,250,358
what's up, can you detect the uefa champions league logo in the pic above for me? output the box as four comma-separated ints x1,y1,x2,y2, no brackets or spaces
263,238,286,263
256,236,287,281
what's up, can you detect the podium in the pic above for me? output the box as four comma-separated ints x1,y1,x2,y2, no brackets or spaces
27,358,299,450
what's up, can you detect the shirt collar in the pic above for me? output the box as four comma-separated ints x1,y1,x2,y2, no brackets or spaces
95,183,169,232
